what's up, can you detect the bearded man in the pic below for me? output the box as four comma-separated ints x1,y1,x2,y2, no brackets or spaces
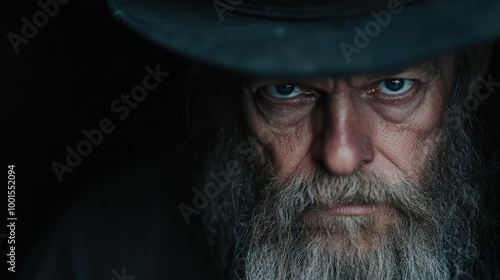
193,53,490,280
190,51,498,279
22,0,500,280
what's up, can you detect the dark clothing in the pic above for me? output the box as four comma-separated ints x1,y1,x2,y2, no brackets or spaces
21,150,212,280
22,150,500,279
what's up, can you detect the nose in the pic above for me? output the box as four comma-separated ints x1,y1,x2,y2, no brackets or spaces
312,90,374,175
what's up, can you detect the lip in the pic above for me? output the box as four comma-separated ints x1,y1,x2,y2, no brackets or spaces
325,204,376,216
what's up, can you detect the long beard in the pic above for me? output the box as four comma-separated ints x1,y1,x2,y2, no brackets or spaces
201,106,484,280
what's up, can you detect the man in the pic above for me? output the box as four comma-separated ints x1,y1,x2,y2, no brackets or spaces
189,50,499,279
193,53,495,280
23,0,500,279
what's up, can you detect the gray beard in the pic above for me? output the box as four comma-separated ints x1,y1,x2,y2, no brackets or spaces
201,104,485,280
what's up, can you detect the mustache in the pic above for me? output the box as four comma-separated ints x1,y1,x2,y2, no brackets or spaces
255,169,435,226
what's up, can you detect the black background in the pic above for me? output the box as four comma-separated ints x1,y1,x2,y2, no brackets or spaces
3,0,500,277
3,0,193,273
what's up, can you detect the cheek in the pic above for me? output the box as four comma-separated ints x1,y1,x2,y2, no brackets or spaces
240,71,452,181
242,91,317,176
366,84,449,181
246,113,316,176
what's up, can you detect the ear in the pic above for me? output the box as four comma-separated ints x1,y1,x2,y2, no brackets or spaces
467,43,494,77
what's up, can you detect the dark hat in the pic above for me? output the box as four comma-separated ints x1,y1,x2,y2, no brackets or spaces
107,0,500,77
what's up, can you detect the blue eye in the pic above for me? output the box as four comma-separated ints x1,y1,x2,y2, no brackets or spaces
378,79,414,95
263,84,304,99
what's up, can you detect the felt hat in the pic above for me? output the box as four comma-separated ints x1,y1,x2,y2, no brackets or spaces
107,0,500,77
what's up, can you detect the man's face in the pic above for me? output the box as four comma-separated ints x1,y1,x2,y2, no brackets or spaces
203,53,483,280
241,54,454,183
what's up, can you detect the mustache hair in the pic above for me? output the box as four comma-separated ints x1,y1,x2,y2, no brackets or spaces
254,169,433,227
242,130,481,280
202,112,483,280
199,52,486,280
248,170,440,258
244,169,442,280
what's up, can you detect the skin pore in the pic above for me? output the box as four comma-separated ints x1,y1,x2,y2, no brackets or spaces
200,51,487,279
241,54,454,183
235,55,454,255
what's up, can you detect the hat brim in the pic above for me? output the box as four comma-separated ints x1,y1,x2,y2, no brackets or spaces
108,0,500,77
